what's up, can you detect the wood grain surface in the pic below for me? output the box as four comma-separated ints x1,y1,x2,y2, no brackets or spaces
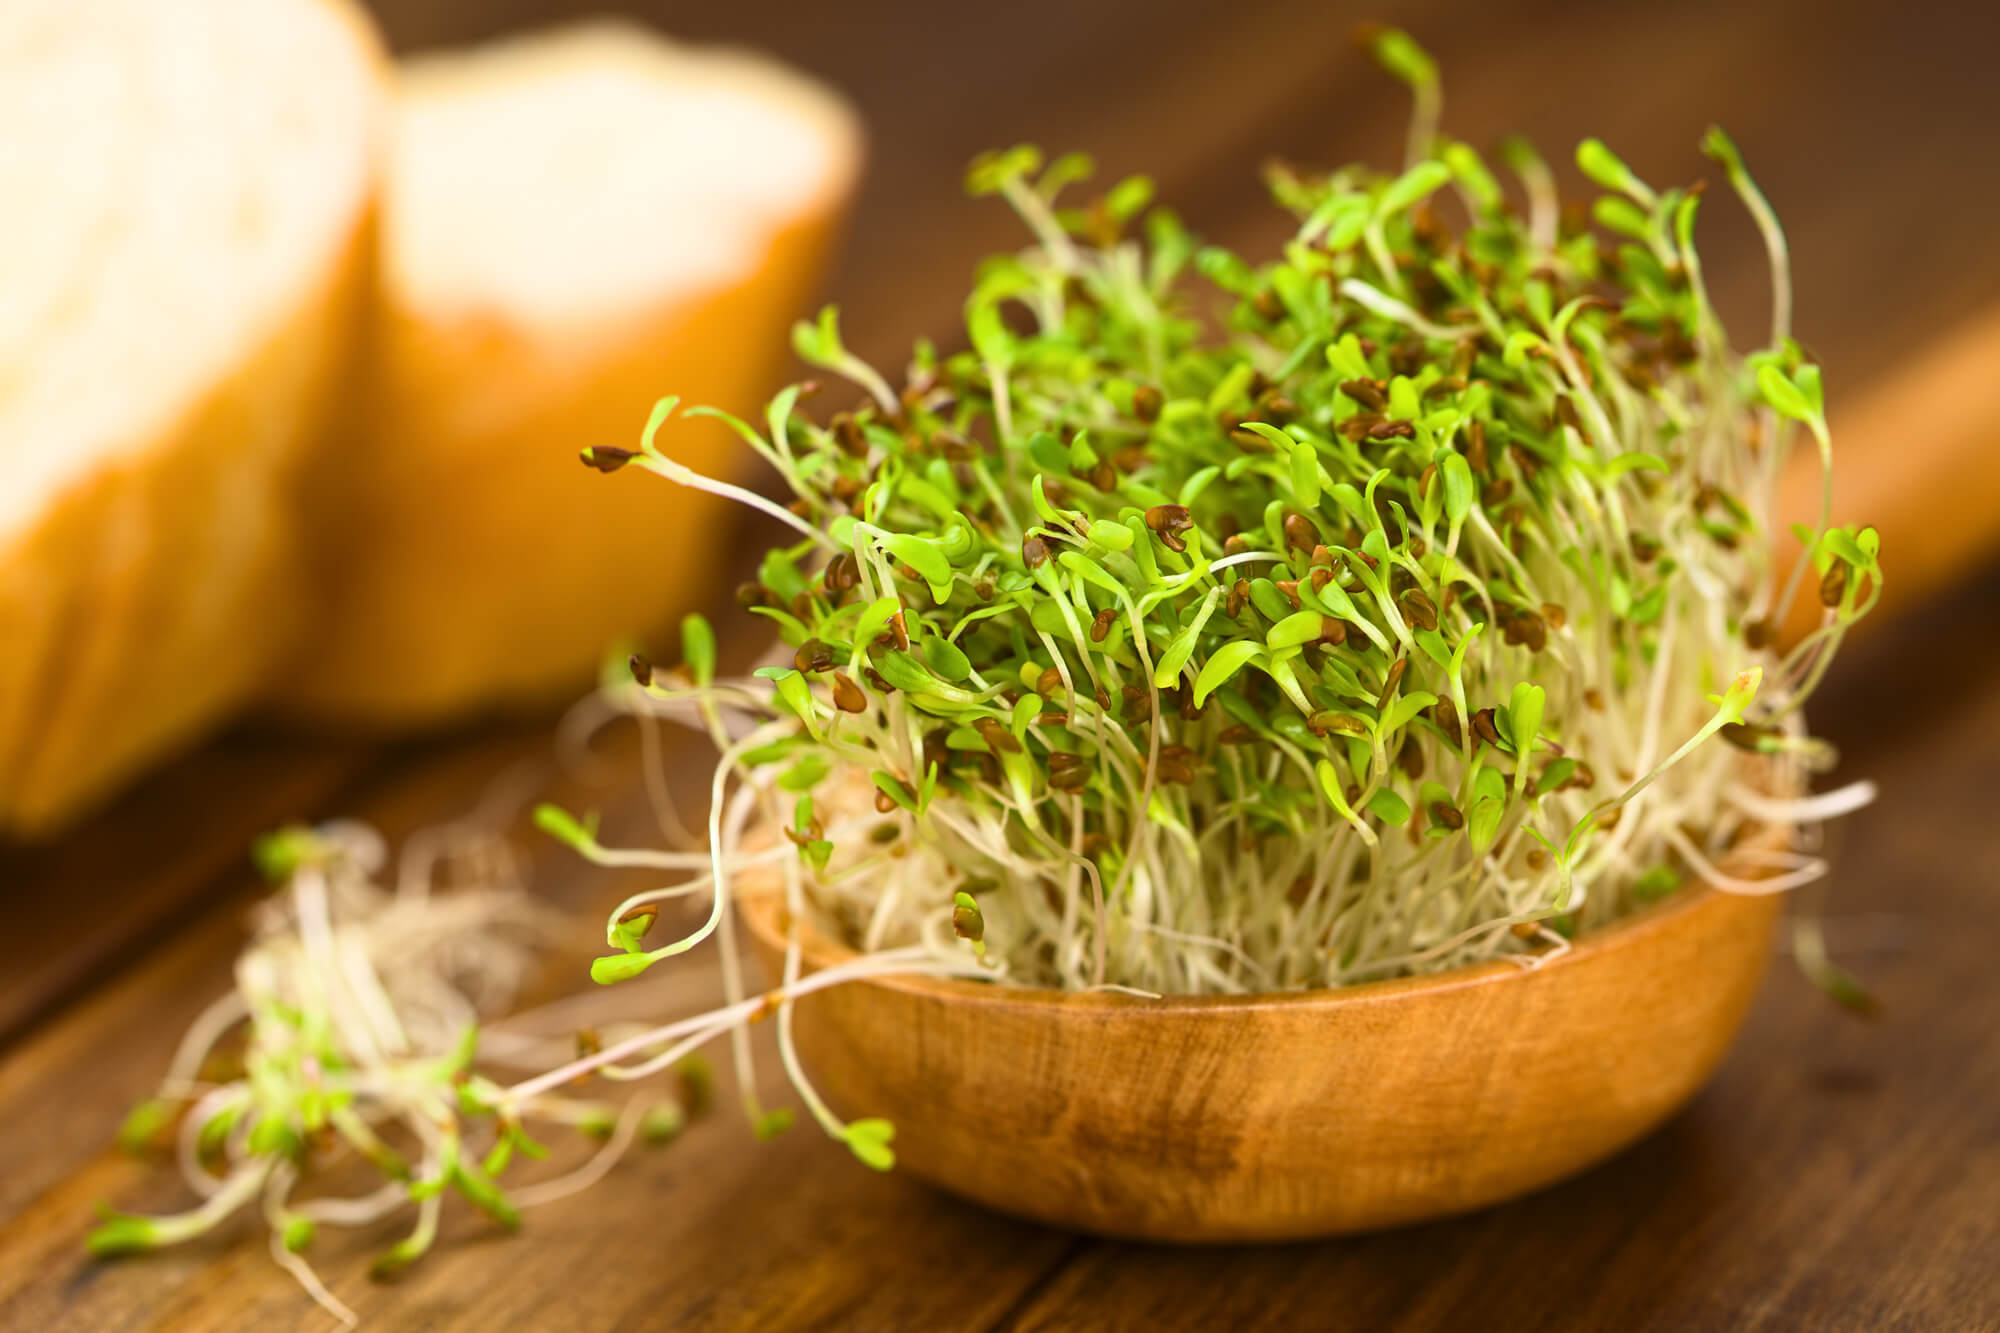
4,0,1998,1329
740,879,1783,1241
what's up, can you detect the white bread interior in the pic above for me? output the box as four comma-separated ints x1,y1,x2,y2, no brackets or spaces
281,20,862,724
0,0,382,834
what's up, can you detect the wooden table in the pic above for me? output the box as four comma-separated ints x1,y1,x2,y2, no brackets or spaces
5,1,1999,1328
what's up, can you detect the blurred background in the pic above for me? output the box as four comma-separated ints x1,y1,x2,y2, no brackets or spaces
3,1,1997,1329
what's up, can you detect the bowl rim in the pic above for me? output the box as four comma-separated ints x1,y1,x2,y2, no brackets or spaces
737,818,1788,1017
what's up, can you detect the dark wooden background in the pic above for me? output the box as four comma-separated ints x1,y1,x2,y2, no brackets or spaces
4,0,1998,1329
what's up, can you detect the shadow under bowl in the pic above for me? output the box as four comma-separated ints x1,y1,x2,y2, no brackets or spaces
740,879,1780,1242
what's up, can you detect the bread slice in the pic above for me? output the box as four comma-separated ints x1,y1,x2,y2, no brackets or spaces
280,20,862,724
0,0,382,835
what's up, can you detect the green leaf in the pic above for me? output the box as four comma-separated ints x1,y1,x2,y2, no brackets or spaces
1266,610,1324,651
87,1212,161,1258
1381,691,1439,734
533,803,595,852
1535,758,1578,797
681,614,717,686
877,533,954,604
923,635,973,682
753,1108,797,1141
1368,788,1412,825
871,772,917,813
1378,161,1452,218
591,952,657,985
1467,795,1505,853
1757,364,1815,424
1153,625,1201,688
1192,641,1262,707
843,1118,897,1171
1440,451,1474,529
1290,440,1322,508
117,1098,176,1154
250,825,323,883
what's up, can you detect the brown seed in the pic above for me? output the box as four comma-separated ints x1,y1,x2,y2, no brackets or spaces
832,674,867,713
735,582,767,610
1428,800,1465,831
1022,533,1051,569
1471,706,1502,747
1132,384,1164,423
1376,656,1409,712
1145,503,1193,540
1510,920,1542,939
1252,288,1285,322
1396,735,1424,779
1048,752,1089,790
1283,511,1318,552
923,729,951,779
1039,711,1070,727
1339,379,1386,411
1525,848,1549,871
1583,688,1605,712
887,612,910,652
1433,696,1463,749
579,445,636,473
1319,616,1348,646
1400,590,1438,632
1540,602,1567,631
1091,608,1117,643
1503,609,1548,653
1218,724,1254,745
831,413,868,457
1481,477,1514,508
1467,420,1489,473
793,638,834,673
823,552,860,593
1743,617,1773,650
1274,579,1302,611
1089,460,1118,491
1553,394,1583,434
975,717,1023,754
875,788,898,814
1819,560,1849,608
1227,578,1250,619
1257,392,1299,424
628,653,654,688
1037,666,1066,697
1630,533,1661,564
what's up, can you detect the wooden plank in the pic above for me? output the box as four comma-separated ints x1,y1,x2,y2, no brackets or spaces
993,570,2000,1332
0,713,1079,1330
0,735,377,1047
4,0,1999,1327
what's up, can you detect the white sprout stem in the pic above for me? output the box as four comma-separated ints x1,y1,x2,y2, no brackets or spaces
638,456,835,550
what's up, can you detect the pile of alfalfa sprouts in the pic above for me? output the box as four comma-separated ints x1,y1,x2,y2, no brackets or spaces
97,29,1879,1324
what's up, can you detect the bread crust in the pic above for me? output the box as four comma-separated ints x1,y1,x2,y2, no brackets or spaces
282,204,848,722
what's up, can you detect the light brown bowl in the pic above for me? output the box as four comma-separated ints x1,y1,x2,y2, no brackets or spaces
741,879,1781,1242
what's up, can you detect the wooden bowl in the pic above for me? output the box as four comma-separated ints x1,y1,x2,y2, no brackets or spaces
740,880,1781,1242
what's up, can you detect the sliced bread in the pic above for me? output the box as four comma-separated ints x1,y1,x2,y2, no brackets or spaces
0,0,382,834
281,20,861,723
